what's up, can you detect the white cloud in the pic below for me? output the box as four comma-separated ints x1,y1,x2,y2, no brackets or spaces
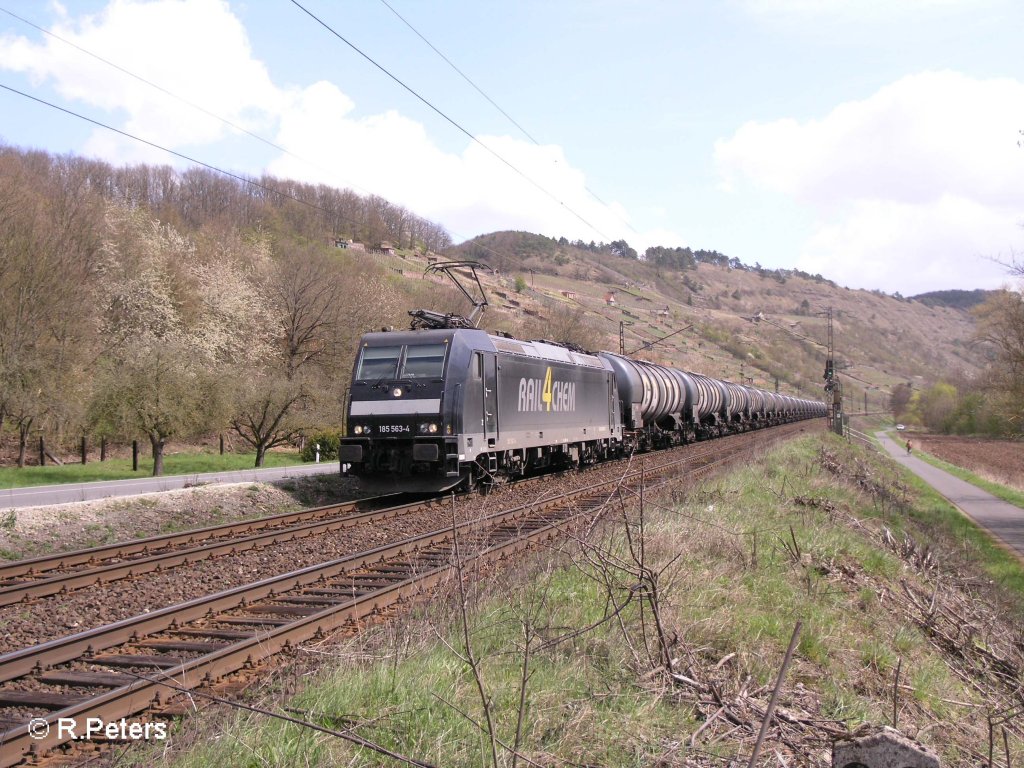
715,71,1024,293
798,196,1016,293
0,0,282,153
268,83,656,247
1,0,671,252
738,0,997,24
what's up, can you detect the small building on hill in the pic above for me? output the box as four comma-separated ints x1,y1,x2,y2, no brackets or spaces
334,238,366,252
604,291,617,305
560,290,578,300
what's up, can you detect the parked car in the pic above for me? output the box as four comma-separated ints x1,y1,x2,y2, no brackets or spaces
896,424,906,431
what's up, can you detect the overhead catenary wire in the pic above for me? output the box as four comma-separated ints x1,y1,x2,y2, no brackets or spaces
0,5,292,159
288,0,611,243
374,0,643,239
0,3,615,268
376,0,541,146
0,81,373,228
0,78,529,273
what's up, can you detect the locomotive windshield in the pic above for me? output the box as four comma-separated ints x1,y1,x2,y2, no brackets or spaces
356,346,401,380
401,344,447,378
354,343,448,381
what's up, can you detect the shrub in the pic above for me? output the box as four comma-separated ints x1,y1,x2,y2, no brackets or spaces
301,431,341,462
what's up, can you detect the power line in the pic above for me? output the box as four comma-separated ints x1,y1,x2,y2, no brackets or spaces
374,0,643,239
0,80,357,225
376,0,540,145
288,0,611,242
0,5,291,158
0,80,529,271
0,3,394,206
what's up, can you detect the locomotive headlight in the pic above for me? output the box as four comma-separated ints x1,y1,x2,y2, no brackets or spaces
392,387,403,397
419,422,439,434
428,423,438,434
353,425,363,435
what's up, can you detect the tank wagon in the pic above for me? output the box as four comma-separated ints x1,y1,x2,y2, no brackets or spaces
338,327,826,492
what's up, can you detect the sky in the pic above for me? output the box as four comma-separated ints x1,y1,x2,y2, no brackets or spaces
1,0,1022,296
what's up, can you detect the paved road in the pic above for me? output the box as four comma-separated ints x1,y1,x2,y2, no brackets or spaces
875,431,1024,558
0,462,341,510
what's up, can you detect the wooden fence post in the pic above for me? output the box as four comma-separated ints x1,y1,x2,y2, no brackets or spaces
132,440,139,472
81,436,87,465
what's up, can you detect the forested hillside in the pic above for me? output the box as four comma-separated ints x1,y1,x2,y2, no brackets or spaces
909,289,996,310
0,145,450,473
0,145,1013,475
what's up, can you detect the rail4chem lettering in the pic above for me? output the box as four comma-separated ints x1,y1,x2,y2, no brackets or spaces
517,367,576,413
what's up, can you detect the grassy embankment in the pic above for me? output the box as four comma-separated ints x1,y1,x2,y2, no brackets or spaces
134,433,1024,767
0,451,305,489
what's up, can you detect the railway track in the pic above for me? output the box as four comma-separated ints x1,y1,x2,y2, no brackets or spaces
0,494,432,607
0,420,817,767
0,429,777,609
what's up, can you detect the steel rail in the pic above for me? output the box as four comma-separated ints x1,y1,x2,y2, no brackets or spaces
0,495,408,583
0,496,440,607
0,431,765,605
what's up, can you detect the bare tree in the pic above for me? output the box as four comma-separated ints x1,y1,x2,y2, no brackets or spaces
273,246,347,381
229,375,310,467
0,151,101,463
519,302,611,352
973,288,1024,431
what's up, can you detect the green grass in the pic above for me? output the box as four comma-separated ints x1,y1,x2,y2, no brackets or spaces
0,450,305,489
135,432,1024,767
897,468,1024,595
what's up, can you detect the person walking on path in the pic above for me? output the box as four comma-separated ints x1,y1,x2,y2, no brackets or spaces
906,439,913,456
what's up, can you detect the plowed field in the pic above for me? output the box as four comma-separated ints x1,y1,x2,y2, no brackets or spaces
917,434,1024,491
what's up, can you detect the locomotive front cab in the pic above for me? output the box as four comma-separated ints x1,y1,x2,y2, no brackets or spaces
340,332,455,491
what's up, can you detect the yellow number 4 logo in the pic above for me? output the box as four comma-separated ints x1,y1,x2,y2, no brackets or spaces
542,367,553,411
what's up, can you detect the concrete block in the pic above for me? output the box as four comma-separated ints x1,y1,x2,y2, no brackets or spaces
832,726,940,768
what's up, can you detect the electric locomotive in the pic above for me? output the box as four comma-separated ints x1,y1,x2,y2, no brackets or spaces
338,328,622,492
337,260,826,492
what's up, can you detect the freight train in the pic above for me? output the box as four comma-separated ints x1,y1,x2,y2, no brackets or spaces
337,326,826,492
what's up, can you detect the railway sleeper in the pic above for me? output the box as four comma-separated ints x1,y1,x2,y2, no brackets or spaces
240,604,323,617
38,671,136,688
0,691,89,709
137,641,228,654
172,628,255,640
91,654,185,669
